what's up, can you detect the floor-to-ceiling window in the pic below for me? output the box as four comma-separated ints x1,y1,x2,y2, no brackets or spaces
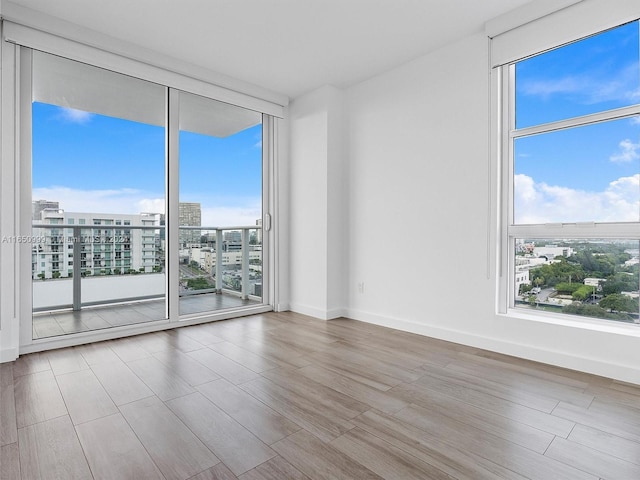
19,47,273,345
177,91,264,317
30,51,167,339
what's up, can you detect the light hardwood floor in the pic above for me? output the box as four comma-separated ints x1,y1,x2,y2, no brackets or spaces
2,312,640,479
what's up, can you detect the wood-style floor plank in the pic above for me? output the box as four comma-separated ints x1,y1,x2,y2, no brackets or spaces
152,349,221,387
307,350,401,391
413,363,560,413
446,357,594,407
188,348,261,385
568,423,640,465
180,324,225,345
260,368,370,420
395,403,597,480
228,337,311,369
1,382,18,446
307,343,422,384
238,456,310,480
390,382,555,453
352,409,528,480
17,415,92,480
56,369,118,425
239,377,356,442
297,364,408,413
190,463,238,480
207,341,283,373
119,395,219,480
75,413,165,480
13,370,67,428
163,329,207,353
197,379,301,445
552,401,640,443
0,363,14,387
1,443,21,480
545,436,640,479
167,392,276,476
272,430,384,480
46,347,90,376
11,353,50,378
90,360,154,406
331,427,456,479
126,356,195,401
106,337,151,362
76,342,120,366
412,372,575,437
3,311,640,480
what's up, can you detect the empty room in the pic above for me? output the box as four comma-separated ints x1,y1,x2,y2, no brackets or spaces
1,0,640,479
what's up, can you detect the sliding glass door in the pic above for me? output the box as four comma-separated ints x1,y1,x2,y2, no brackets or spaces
178,92,264,316
25,49,271,342
30,51,167,339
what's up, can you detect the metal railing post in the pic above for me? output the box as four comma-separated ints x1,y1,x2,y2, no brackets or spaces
216,229,223,293
242,228,249,299
72,226,81,311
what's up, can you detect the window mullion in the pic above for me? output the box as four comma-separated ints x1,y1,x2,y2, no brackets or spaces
512,103,640,139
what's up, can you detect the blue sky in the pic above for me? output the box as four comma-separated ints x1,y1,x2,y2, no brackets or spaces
514,20,640,224
32,102,263,226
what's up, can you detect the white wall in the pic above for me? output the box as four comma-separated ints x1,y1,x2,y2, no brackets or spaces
288,85,346,319
342,32,640,384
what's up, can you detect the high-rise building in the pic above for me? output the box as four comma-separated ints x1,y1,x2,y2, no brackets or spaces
179,202,201,245
32,200,60,221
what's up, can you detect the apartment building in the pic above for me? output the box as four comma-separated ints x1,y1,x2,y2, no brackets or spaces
33,208,160,279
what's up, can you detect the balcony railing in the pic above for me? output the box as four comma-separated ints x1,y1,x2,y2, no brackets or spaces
31,223,262,313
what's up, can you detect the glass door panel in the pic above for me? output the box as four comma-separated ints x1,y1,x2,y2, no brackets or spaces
177,91,263,316
31,51,166,339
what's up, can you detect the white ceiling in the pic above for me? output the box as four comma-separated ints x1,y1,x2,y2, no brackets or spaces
9,0,533,99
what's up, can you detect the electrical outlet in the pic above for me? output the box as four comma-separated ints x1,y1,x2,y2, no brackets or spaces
357,282,365,294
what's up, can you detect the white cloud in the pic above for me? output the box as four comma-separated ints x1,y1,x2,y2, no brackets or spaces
514,173,640,224
201,204,262,228
520,77,583,100
57,107,94,124
33,186,162,215
610,139,640,164
520,64,639,105
137,198,165,214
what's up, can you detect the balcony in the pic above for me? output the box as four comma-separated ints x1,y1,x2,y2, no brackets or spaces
31,224,263,340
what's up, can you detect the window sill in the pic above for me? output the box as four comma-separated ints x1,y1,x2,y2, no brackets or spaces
500,308,640,338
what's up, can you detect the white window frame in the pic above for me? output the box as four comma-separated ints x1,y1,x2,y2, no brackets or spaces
497,19,640,328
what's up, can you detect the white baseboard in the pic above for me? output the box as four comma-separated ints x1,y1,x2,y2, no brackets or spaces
0,347,19,363
275,303,290,312
346,308,640,385
289,303,347,320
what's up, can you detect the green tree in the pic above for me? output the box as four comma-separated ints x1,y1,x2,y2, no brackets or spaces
572,285,593,301
529,258,585,287
599,294,639,313
563,302,612,320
